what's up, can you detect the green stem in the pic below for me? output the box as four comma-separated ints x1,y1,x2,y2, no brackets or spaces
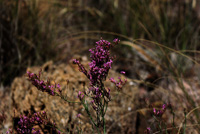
103,103,108,134
82,101,100,133
103,101,108,117
102,97,108,134
103,115,106,134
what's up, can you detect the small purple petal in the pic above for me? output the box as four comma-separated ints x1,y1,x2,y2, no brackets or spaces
120,71,125,74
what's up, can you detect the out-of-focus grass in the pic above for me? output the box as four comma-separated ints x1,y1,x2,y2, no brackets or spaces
65,0,200,75
1,0,200,86
0,0,81,86
81,0,200,77
92,0,200,49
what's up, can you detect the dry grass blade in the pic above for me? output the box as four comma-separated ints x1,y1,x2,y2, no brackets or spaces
133,39,199,65
120,41,162,71
177,106,200,134
153,123,200,134
62,30,199,66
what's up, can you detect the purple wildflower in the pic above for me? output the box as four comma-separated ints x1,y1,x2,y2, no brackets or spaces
76,113,81,118
78,91,84,101
153,103,170,117
27,71,62,96
153,108,156,115
73,38,125,126
6,128,13,134
74,38,121,103
113,38,120,43
57,84,60,89
110,77,127,90
145,127,151,134
162,104,166,110
120,71,125,74
11,111,60,134
73,59,89,78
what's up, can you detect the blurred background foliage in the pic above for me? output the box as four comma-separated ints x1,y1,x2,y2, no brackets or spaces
1,0,200,86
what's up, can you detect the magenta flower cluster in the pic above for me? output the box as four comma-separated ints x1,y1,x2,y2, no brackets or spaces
110,75,127,90
73,38,119,84
73,38,124,104
145,127,151,134
27,71,62,96
7,111,60,134
73,38,127,129
88,39,114,84
153,103,171,117
145,103,172,133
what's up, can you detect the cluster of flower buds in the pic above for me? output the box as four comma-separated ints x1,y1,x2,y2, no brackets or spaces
153,103,171,117
73,59,90,79
144,127,151,134
77,91,85,101
88,39,114,85
109,71,127,90
7,111,60,134
6,129,13,134
27,71,62,96
73,38,120,85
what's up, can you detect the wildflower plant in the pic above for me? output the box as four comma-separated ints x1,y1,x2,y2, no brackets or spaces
73,38,127,132
10,38,126,133
146,103,173,134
